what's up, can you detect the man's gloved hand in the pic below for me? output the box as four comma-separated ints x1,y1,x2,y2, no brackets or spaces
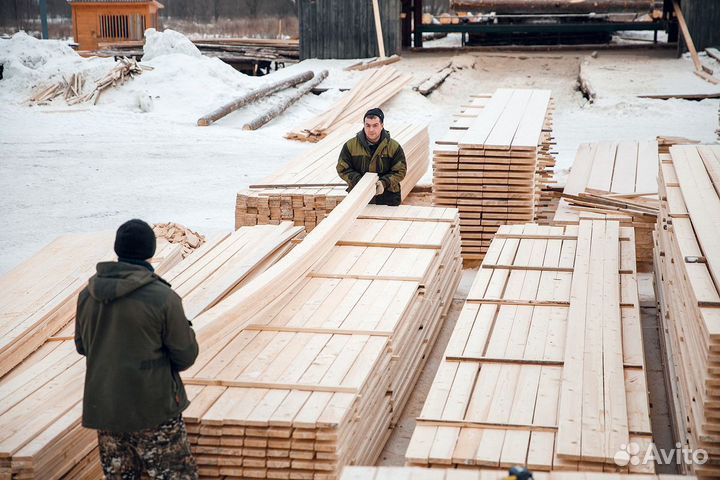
375,180,385,196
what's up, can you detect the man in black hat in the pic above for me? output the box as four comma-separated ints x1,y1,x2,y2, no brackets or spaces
75,218,199,479
336,107,407,206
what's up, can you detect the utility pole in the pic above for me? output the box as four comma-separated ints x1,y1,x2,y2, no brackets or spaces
39,0,49,39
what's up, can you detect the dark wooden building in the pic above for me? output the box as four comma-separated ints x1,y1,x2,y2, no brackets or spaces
676,0,720,53
68,0,163,50
298,0,401,60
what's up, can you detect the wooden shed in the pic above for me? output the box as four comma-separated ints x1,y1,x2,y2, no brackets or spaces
68,0,163,51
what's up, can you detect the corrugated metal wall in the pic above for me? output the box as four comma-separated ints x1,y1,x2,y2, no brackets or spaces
680,0,720,53
298,0,401,60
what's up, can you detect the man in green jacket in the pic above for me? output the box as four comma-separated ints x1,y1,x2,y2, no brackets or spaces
336,107,407,206
75,219,199,479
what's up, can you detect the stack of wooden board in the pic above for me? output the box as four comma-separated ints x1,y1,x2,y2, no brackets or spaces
432,88,555,263
554,141,658,272
0,231,190,379
286,66,413,143
181,204,462,479
655,145,720,479
341,467,693,480
405,220,654,473
236,123,430,231
0,223,303,480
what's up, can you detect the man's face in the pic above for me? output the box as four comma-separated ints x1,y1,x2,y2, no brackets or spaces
364,116,383,144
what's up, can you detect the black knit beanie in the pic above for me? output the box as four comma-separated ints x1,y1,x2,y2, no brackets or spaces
114,219,156,260
364,107,384,123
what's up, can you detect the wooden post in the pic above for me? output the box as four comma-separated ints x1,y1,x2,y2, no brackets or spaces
413,0,423,48
197,70,314,126
372,0,386,58
243,70,329,131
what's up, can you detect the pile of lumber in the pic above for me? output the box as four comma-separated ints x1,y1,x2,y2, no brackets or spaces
285,66,412,143
0,223,302,480
655,144,720,479
405,220,653,473
656,135,700,155
554,141,658,272
433,88,555,263
342,467,693,480
96,38,299,64
181,203,462,479
26,57,150,106
153,222,205,258
0,230,192,380
236,123,430,230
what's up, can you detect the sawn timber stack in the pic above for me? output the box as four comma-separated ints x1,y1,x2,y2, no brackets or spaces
655,144,720,479
405,220,653,473
432,88,555,264
236,123,430,231
0,223,303,480
554,141,658,272
182,204,462,479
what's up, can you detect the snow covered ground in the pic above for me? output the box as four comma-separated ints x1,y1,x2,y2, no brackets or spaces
1,30,718,274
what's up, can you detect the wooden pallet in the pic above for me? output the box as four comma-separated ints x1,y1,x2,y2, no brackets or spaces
237,123,430,231
341,467,694,480
554,141,658,272
655,145,720,479
405,220,653,473
432,89,555,264
181,204,462,479
0,223,303,480
286,66,413,143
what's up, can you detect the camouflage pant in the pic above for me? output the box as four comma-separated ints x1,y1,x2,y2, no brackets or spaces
97,415,198,480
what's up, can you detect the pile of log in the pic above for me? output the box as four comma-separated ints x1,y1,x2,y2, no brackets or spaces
432,88,555,263
553,141,658,272
153,222,205,258
181,203,462,479
406,220,653,473
285,66,413,143
26,57,150,106
0,223,303,480
342,468,693,480
236,123,430,231
655,144,720,479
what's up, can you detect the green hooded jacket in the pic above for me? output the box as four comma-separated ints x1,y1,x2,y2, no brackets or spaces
75,261,199,432
336,129,407,206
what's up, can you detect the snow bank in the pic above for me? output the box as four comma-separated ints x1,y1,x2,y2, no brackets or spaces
142,28,202,62
0,31,113,101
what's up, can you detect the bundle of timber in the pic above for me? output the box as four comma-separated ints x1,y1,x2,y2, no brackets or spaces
656,135,700,155
153,222,205,258
26,57,150,106
554,141,658,272
433,88,555,263
0,230,191,380
0,223,302,480
236,123,430,230
285,66,413,143
405,220,653,473
655,145,720,479
181,204,462,479
342,467,693,480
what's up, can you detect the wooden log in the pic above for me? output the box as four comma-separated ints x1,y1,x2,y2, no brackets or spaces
243,70,329,131
578,59,596,103
414,67,453,96
346,54,401,72
197,70,314,127
450,0,655,14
